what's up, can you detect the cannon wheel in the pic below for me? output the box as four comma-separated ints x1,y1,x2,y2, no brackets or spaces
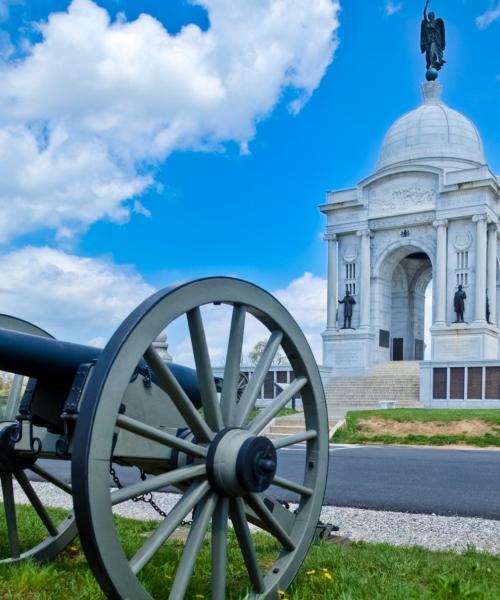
0,315,77,564
72,278,329,599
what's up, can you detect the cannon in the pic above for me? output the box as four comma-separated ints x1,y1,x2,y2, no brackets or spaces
0,277,328,599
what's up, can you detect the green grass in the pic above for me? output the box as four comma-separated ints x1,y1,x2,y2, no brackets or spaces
332,409,500,447
2,505,500,598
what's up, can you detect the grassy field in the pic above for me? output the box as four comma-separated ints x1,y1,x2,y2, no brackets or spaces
332,408,500,447
2,505,500,598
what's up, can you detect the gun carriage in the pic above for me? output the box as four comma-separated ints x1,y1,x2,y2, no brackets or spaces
0,277,328,599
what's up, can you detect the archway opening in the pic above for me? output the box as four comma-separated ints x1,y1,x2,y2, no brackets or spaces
390,251,432,361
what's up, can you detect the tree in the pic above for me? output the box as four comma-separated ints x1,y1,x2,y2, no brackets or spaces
247,340,287,366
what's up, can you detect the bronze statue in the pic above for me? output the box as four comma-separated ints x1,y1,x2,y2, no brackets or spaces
420,0,446,80
339,290,356,329
453,284,466,323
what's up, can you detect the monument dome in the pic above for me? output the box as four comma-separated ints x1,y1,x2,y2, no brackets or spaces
377,81,485,171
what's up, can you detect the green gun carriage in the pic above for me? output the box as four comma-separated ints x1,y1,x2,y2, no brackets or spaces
0,277,329,599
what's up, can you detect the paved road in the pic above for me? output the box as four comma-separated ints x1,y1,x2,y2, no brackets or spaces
31,445,500,520
277,445,500,520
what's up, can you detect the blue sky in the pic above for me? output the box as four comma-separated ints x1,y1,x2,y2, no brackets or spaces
0,0,498,362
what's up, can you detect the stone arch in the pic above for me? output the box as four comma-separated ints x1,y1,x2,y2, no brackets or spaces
410,262,433,294
373,238,436,281
372,239,433,361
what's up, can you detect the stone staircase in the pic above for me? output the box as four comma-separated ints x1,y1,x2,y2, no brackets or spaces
265,415,338,440
324,361,423,420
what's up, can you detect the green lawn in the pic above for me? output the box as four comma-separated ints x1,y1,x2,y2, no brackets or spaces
332,408,500,447
2,505,500,598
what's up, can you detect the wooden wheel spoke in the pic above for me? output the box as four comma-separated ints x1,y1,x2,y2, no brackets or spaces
111,464,206,505
28,464,72,495
1,474,20,558
248,376,308,435
15,471,58,537
272,475,313,497
187,308,224,431
246,494,295,551
221,305,246,426
144,345,214,442
129,479,209,575
230,496,265,594
235,331,284,427
168,492,217,599
116,414,208,458
273,429,317,450
211,497,229,600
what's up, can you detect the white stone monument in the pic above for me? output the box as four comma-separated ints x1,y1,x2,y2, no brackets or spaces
321,81,500,378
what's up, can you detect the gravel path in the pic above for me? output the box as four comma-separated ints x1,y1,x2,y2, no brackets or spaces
4,481,500,556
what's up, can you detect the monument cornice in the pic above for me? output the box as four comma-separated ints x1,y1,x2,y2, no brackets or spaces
368,211,434,231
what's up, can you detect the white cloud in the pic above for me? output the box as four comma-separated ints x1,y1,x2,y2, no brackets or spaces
0,0,340,242
384,1,402,16
0,0,20,22
274,272,327,360
0,245,327,366
0,246,154,344
476,3,500,29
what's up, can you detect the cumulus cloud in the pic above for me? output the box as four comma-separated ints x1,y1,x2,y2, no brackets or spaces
274,272,327,360
476,3,500,29
0,0,20,22
0,0,340,242
0,246,154,344
0,248,327,366
384,1,402,16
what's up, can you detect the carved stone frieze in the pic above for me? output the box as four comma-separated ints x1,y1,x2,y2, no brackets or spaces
369,211,435,231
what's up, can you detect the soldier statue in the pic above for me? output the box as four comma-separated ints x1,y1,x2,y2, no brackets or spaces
453,284,466,323
420,0,446,80
339,290,356,329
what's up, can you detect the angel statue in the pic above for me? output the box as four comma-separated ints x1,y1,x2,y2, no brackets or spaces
420,0,446,80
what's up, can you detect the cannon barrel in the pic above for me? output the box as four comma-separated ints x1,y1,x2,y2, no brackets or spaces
0,327,202,405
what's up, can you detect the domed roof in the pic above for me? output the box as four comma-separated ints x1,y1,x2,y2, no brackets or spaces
377,81,485,171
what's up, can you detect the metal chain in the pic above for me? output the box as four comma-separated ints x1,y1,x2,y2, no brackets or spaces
109,464,167,519
109,463,192,525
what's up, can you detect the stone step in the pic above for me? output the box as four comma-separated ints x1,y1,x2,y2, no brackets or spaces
322,360,422,418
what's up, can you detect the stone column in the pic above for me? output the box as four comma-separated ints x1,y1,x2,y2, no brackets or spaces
357,229,371,329
325,233,338,329
487,222,497,325
432,219,448,325
473,213,488,323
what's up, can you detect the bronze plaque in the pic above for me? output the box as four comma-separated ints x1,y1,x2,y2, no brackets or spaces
449,367,465,399
467,367,483,400
485,367,500,400
433,368,447,399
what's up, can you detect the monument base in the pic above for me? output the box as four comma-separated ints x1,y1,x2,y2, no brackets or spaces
322,328,376,377
431,322,499,361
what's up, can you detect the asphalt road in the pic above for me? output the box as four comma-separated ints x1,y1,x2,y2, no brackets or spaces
31,445,500,520
278,445,500,520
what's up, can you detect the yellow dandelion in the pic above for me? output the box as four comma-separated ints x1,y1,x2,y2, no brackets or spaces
323,572,333,580
194,595,205,599
306,569,316,576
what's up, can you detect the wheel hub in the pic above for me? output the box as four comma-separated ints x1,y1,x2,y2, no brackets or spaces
206,428,277,496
